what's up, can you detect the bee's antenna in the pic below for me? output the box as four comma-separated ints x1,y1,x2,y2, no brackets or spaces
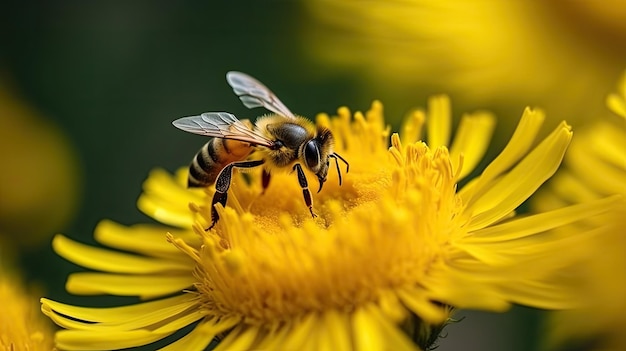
330,153,350,186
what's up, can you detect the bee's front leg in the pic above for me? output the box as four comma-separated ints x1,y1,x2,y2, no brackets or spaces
208,159,265,230
292,163,317,218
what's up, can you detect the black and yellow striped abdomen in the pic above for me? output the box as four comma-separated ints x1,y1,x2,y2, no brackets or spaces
188,137,253,188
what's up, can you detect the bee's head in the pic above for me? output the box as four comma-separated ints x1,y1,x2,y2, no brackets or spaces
302,128,349,193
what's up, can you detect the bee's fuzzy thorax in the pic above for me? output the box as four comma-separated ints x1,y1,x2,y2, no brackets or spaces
255,114,317,140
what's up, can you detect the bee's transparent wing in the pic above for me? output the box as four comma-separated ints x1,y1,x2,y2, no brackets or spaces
172,112,274,147
226,71,296,119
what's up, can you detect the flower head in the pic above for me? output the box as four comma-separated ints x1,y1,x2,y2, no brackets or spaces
303,1,626,129
533,71,626,350
42,97,618,350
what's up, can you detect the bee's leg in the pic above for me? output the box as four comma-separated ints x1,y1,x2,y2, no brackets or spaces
292,163,317,218
208,159,265,230
261,169,271,194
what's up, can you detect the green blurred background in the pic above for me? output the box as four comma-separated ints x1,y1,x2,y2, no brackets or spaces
3,1,624,350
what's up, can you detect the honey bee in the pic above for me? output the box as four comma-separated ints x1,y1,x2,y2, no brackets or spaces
173,71,349,229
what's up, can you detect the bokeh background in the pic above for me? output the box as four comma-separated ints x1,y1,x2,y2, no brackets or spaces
2,1,625,350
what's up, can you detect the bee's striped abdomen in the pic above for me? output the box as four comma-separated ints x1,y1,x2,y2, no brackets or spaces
188,138,253,188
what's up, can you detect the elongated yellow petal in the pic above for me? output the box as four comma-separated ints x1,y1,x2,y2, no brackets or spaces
66,272,194,298
54,311,203,351
318,310,352,351
396,287,448,324
366,304,421,351
455,234,578,267
41,294,198,324
460,107,545,203
423,266,511,311
352,306,384,351
280,313,319,350
253,323,293,350
137,168,204,228
499,277,582,310
156,320,215,351
449,111,495,180
400,109,425,145
53,235,190,273
94,219,197,260
426,95,451,148
137,193,195,228
56,329,170,351
212,324,258,351
142,168,204,205
467,122,571,230
466,195,622,243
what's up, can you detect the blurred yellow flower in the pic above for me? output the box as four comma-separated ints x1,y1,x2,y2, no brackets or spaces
533,71,626,350
303,0,626,131
0,78,81,250
1,273,54,350
41,98,618,350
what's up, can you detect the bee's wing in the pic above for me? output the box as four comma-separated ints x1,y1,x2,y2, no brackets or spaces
226,71,296,119
172,112,274,147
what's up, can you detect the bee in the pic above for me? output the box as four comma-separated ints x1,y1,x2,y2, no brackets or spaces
172,71,349,229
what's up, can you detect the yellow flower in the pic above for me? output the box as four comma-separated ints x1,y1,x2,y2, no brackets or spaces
1,274,54,350
303,0,626,129
533,72,626,350
0,78,80,250
42,97,618,350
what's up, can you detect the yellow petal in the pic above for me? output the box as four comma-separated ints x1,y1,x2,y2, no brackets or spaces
396,287,448,324
54,311,203,351
137,168,204,228
400,108,425,145
56,329,169,351
280,313,319,350
460,107,545,203
318,310,352,351
366,303,421,351
157,319,215,351
426,95,451,148
423,266,511,311
94,219,197,260
253,322,293,350
53,235,190,274
66,272,195,298
467,121,571,231
41,294,198,324
466,195,622,243
137,193,195,228
449,111,496,180
212,324,258,351
352,306,383,351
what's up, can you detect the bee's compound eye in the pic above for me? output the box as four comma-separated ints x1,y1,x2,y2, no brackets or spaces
304,140,320,169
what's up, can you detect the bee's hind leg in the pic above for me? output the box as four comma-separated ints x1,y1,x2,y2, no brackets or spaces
207,159,265,230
